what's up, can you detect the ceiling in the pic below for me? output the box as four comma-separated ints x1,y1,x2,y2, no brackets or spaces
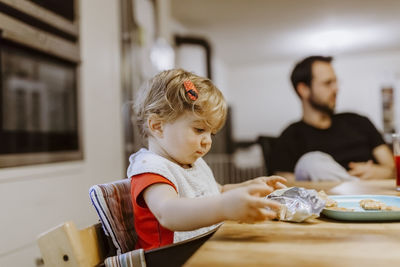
170,0,400,64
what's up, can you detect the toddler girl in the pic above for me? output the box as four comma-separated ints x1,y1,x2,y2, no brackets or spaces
128,69,286,250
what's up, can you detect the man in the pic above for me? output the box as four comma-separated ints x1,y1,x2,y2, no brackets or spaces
270,55,394,182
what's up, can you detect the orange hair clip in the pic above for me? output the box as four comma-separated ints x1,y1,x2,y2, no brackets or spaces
183,80,199,101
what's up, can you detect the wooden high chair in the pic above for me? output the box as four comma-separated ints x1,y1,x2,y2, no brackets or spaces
37,221,112,267
37,220,217,267
38,178,218,267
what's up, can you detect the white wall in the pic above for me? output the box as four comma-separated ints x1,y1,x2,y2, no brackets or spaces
0,0,124,266
227,59,301,139
335,51,400,131
227,51,400,141
212,57,229,99
173,19,229,99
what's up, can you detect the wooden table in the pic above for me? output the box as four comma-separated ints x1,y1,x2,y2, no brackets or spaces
184,180,400,267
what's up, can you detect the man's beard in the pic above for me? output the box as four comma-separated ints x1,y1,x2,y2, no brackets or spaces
309,95,335,117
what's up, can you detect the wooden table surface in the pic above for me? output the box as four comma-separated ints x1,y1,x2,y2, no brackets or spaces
184,179,400,267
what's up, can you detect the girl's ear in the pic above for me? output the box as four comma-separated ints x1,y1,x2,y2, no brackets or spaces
147,114,164,138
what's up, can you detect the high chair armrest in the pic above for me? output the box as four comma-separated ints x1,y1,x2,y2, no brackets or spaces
37,221,110,267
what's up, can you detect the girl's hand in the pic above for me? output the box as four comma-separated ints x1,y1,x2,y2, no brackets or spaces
221,184,281,223
246,176,287,194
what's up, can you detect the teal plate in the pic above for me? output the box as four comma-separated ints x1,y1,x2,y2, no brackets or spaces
321,195,400,221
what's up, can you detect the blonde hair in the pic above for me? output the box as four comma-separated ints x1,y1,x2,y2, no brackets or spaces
134,69,227,139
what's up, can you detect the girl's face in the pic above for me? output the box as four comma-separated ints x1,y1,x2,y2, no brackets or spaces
153,111,214,168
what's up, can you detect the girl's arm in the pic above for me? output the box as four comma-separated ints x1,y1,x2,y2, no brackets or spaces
220,176,287,193
143,183,280,231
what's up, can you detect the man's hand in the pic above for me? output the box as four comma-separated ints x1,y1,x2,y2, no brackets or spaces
348,160,394,179
348,160,374,179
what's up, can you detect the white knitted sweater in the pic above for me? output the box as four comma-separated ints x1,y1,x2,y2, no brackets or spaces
127,148,221,242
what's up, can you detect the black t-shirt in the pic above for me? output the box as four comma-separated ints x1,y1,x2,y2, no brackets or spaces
270,113,385,173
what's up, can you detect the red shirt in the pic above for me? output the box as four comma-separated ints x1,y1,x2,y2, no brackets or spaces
131,173,177,250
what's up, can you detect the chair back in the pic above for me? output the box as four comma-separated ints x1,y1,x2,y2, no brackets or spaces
89,178,137,254
257,135,277,175
89,178,218,267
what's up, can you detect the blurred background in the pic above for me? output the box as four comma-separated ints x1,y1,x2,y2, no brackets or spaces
0,0,399,265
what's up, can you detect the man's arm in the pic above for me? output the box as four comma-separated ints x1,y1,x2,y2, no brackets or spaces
348,144,395,179
372,144,395,178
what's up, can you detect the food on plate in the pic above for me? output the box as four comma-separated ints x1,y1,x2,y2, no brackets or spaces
359,199,386,210
325,206,354,212
318,190,337,208
318,192,400,213
360,199,400,211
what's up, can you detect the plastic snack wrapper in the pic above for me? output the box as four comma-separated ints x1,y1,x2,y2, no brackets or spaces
266,187,326,222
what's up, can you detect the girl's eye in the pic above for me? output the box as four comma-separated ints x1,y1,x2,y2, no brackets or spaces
194,128,205,133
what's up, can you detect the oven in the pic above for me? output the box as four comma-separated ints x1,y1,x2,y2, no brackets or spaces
0,0,81,167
